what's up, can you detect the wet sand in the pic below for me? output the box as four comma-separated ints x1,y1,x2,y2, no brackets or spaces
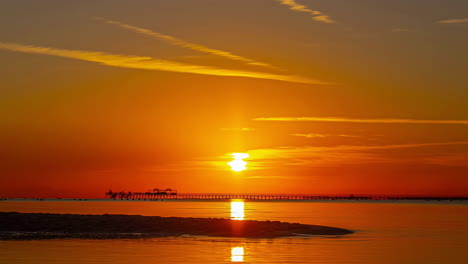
0,212,353,239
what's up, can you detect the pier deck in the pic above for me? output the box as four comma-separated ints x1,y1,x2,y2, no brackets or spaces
105,193,468,201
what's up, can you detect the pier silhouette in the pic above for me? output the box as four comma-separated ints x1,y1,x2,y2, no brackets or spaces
105,190,468,201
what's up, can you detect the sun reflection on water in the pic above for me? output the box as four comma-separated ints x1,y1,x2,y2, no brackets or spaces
231,247,244,262
230,200,245,220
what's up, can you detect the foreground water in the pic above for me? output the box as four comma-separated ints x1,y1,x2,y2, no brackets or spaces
1,200,467,263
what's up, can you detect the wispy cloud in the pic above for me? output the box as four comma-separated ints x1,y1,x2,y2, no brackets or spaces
0,42,326,84
243,141,468,168
277,0,335,24
250,142,468,156
332,141,468,150
437,18,468,24
191,141,468,171
292,133,359,138
100,19,276,69
254,117,468,125
292,133,328,138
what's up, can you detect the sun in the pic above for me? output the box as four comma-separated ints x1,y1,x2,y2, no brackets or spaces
228,153,249,172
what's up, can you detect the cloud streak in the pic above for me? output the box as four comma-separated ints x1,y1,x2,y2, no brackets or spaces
101,19,276,69
277,0,335,23
438,18,468,24
254,117,468,125
292,133,359,138
0,42,326,84
196,141,468,171
244,141,468,168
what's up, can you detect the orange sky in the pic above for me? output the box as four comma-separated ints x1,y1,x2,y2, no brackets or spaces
1,0,468,198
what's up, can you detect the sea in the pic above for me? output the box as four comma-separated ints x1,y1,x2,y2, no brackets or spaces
1,199,467,264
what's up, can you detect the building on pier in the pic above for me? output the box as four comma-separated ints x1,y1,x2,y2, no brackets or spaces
105,188,177,199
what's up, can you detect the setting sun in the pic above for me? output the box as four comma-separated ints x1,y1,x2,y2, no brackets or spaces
228,153,249,172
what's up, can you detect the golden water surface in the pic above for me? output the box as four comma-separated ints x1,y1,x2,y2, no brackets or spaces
1,200,467,263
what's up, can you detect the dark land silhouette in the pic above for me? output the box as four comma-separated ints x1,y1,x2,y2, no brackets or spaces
0,212,353,239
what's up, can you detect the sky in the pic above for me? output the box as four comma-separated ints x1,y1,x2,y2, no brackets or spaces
1,0,468,198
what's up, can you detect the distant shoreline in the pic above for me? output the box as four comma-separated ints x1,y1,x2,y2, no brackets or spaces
0,212,353,240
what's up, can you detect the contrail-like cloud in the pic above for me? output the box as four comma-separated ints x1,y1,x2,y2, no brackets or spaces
254,117,468,125
101,19,275,69
197,141,468,170
277,0,335,23
241,141,468,167
0,42,327,84
292,133,359,138
250,141,468,155
437,18,468,24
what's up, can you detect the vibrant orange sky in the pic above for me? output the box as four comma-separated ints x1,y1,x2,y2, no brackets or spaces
1,0,468,198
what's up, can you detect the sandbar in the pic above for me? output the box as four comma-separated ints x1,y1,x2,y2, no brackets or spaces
0,212,353,240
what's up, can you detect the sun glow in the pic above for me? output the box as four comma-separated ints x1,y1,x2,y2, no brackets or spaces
228,153,249,172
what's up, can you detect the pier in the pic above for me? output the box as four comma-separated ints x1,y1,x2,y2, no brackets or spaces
105,190,468,201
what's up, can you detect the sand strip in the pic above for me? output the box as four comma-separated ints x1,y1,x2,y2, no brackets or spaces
0,212,353,239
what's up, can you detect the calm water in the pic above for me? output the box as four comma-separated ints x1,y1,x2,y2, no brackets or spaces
1,200,468,263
